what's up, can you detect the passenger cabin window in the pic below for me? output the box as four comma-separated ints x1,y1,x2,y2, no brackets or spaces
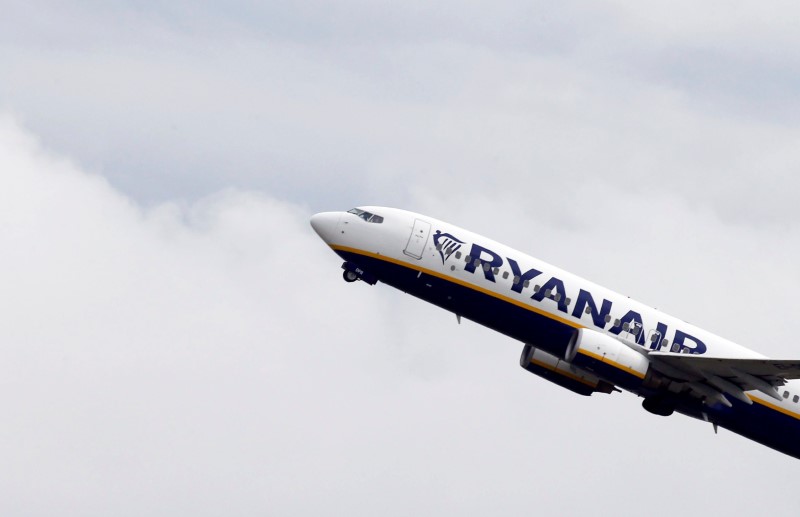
347,208,384,223
794,395,799,403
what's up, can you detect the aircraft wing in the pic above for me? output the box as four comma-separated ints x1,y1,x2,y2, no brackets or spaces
647,351,800,404
649,353,800,381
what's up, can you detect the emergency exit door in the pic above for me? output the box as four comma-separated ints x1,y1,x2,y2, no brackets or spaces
404,219,431,260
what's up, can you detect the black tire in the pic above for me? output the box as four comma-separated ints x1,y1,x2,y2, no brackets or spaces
343,270,358,283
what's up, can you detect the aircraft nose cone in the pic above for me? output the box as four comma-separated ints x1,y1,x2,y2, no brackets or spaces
310,212,341,244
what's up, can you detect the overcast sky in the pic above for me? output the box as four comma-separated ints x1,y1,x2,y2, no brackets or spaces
2,2,800,515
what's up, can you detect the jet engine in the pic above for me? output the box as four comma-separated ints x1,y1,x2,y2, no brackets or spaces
520,344,616,396
565,328,650,390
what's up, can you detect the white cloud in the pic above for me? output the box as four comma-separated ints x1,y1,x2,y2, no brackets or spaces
4,1,800,221
3,3,800,513
1,116,798,516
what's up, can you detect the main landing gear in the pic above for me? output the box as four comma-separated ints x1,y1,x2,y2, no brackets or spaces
642,396,675,417
343,270,359,282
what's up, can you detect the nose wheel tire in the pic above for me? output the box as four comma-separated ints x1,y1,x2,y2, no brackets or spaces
343,270,359,283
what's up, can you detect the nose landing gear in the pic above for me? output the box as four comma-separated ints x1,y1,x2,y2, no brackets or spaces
341,261,378,285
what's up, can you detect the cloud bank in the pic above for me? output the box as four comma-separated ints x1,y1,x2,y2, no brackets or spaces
1,116,799,516
3,2,800,514
4,1,800,225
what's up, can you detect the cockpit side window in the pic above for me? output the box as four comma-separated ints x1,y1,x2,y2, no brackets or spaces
347,208,384,224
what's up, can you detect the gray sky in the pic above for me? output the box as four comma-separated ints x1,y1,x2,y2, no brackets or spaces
2,2,800,515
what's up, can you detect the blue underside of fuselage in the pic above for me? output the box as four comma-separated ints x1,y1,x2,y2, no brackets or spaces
336,249,800,460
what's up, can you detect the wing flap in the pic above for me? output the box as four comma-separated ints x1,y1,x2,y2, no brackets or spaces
646,352,798,403
648,353,800,380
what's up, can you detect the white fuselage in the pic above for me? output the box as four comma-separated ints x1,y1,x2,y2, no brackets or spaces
311,206,800,458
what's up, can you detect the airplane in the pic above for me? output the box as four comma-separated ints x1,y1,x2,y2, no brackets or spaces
310,206,800,459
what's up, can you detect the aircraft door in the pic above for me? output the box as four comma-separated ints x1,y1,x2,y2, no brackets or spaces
646,329,663,350
404,219,431,260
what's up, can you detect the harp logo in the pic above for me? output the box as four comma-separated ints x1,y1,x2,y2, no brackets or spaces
432,230,464,264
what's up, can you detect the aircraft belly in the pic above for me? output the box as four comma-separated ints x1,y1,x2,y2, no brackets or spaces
316,211,800,460
335,250,575,358
710,399,800,459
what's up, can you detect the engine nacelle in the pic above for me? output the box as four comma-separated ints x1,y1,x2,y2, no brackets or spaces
565,328,650,390
520,344,616,397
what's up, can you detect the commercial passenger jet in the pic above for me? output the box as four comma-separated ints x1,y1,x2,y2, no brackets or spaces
310,206,800,459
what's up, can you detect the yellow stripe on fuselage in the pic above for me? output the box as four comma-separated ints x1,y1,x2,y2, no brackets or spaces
749,395,800,420
331,244,581,329
332,244,799,418
529,358,598,388
576,348,647,380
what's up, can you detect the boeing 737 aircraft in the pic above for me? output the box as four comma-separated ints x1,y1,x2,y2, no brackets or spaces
311,206,800,459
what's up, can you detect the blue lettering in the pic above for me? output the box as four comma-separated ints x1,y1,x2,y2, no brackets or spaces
673,330,707,355
571,289,612,329
609,310,645,345
464,244,503,282
506,258,542,294
531,276,569,313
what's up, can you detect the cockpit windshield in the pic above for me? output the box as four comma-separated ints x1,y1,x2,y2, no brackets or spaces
347,208,384,224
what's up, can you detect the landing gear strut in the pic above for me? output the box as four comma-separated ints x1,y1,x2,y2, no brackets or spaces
340,262,378,285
